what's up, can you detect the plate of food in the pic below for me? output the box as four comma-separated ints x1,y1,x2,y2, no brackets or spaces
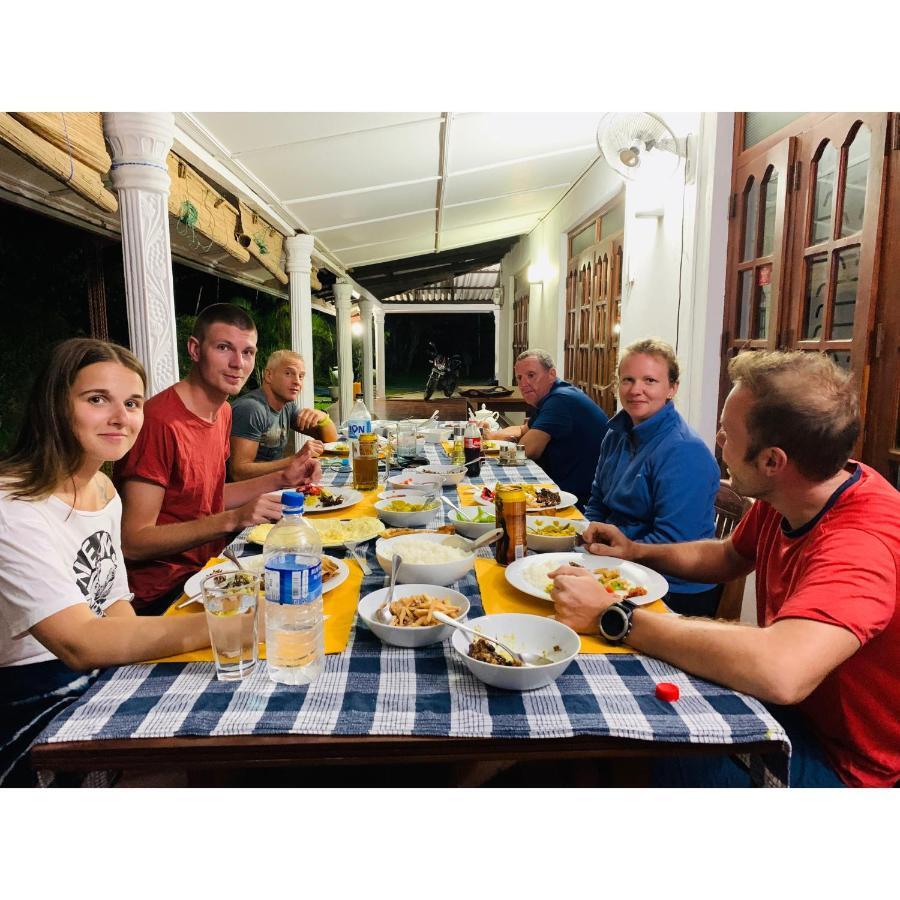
181,553,350,602
246,515,385,549
481,439,516,455
474,482,577,511
504,552,668,605
300,487,362,513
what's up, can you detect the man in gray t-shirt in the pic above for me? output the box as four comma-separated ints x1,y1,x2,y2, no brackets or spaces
229,350,338,481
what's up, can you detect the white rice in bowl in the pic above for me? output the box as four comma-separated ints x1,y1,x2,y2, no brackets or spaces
389,538,470,565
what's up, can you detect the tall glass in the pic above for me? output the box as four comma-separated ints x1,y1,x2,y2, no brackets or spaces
397,421,417,457
202,571,259,681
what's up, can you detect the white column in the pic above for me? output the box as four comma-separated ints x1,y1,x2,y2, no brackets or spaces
373,305,386,399
103,112,179,397
358,298,375,412
333,278,354,424
492,287,502,384
285,233,316,410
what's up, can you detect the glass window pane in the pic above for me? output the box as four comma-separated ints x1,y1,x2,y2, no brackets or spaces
753,266,772,340
811,143,838,244
742,178,758,261
743,113,806,149
841,126,870,237
571,223,595,257
760,168,779,257
831,246,860,340
804,253,830,339
737,269,752,338
826,350,851,371
600,203,625,240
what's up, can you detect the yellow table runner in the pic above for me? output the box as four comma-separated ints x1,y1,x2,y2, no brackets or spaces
155,553,364,662
474,557,669,655
457,483,585,521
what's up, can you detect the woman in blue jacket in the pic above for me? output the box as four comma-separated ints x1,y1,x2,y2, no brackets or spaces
583,339,721,616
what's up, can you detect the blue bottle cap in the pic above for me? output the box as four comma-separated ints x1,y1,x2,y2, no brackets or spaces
281,490,305,512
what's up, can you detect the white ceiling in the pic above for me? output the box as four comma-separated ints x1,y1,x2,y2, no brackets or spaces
178,112,607,275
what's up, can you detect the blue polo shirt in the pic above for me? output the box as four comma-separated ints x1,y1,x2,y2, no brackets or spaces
528,379,609,507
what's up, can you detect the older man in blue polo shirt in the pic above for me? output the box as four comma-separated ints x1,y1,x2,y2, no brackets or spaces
492,349,609,508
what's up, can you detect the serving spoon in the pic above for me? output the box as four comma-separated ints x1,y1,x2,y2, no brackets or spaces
377,554,402,623
454,527,503,553
431,612,551,667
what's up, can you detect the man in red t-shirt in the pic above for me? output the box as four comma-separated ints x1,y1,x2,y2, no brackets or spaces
116,304,320,614
549,350,899,787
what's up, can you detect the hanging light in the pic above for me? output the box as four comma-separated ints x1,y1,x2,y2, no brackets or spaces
351,314,363,337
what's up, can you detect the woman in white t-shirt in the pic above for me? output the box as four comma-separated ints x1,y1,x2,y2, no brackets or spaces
0,338,210,786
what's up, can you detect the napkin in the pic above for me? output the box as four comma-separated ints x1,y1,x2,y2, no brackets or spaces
154,554,363,662
474,558,669,655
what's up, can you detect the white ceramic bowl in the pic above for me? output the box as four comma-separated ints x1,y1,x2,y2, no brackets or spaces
420,427,452,443
448,503,497,539
451,613,580,691
375,532,475,586
416,463,468,486
358,584,470,648
387,472,442,491
374,493,440,528
525,516,587,552
377,488,424,501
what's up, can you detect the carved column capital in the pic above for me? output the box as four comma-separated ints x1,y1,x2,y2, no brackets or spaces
285,233,315,275
103,112,174,193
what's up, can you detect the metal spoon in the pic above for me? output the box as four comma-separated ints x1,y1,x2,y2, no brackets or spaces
431,612,551,667
222,547,245,570
377,554,402,624
441,494,465,517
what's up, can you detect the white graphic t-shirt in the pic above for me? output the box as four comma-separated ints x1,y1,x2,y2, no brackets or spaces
0,490,133,667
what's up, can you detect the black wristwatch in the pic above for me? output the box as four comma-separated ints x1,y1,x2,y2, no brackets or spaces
598,600,637,643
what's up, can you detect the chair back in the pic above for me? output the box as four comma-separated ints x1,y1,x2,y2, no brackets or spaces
713,480,753,620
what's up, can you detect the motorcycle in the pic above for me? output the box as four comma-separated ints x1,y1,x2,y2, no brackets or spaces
423,342,463,400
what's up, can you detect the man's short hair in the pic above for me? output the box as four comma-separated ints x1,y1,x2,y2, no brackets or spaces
265,349,304,375
191,303,257,343
728,350,860,481
620,338,680,384
516,349,555,370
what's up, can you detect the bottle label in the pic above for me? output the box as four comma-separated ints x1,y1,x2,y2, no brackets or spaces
348,419,372,440
265,555,322,605
463,435,481,450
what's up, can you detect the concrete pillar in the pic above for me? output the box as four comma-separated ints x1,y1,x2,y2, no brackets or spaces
358,297,375,412
103,112,178,397
333,278,354,423
373,305,386,399
284,233,316,410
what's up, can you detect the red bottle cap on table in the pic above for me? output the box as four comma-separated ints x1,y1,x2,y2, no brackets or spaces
655,682,680,702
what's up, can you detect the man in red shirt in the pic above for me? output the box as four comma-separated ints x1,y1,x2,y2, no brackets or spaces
116,304,320,614
550,350,899,787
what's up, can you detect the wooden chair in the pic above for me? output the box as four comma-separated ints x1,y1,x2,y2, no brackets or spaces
713,480,753,620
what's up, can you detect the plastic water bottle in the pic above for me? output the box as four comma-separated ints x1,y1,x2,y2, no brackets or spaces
346,395,372,441
263,491,324,685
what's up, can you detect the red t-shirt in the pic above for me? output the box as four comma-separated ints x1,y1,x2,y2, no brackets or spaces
731,462,900,787
115,385,231,608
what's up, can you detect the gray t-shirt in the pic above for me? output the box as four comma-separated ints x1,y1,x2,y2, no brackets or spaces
230,388,298,462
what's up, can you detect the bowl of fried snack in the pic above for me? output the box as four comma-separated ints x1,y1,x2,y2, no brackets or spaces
525,515,587,552
357,584,470,648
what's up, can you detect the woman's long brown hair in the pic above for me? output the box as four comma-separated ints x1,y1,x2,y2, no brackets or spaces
0,338,146,501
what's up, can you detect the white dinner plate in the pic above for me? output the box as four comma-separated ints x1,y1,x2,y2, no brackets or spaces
302,488,363,514
481,439,516,454
473,482,578,512
323,441,350,455
504,552,668,605
181,553,349,603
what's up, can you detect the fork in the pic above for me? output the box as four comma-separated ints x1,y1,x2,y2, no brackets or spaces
341,520,371,575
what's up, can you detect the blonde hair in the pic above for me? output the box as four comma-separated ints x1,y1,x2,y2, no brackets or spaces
728,350,860,480
620,338,680,384
265,349,304,375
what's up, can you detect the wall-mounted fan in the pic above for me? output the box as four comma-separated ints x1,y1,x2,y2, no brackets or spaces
596,112,688,181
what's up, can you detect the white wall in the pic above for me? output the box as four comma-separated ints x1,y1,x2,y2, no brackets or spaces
499,112,733,447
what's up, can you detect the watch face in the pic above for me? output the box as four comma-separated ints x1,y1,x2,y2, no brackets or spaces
600,604,629,641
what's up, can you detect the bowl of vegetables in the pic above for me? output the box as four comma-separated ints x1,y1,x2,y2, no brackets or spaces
374,492,441,527
525,515,587,552
449,503,497,539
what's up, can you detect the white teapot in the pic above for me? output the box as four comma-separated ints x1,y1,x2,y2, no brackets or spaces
474,404,500,430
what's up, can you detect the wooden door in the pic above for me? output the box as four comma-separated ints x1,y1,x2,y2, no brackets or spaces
512,291,529,361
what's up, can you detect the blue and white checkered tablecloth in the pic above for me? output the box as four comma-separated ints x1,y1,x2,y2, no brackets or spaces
33,445,791,786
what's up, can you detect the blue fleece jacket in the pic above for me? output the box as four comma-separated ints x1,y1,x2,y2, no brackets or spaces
584,401,719,593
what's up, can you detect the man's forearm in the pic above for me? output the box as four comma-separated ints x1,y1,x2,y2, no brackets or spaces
123,509,240,561
223,471,284,508
627,538,752,585
230,455,291,482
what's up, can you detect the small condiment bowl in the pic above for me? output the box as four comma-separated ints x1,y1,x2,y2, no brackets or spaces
416,463,468,485
450,613,580,691
525,516,587,552
358,583,470,648
449,503,497,539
